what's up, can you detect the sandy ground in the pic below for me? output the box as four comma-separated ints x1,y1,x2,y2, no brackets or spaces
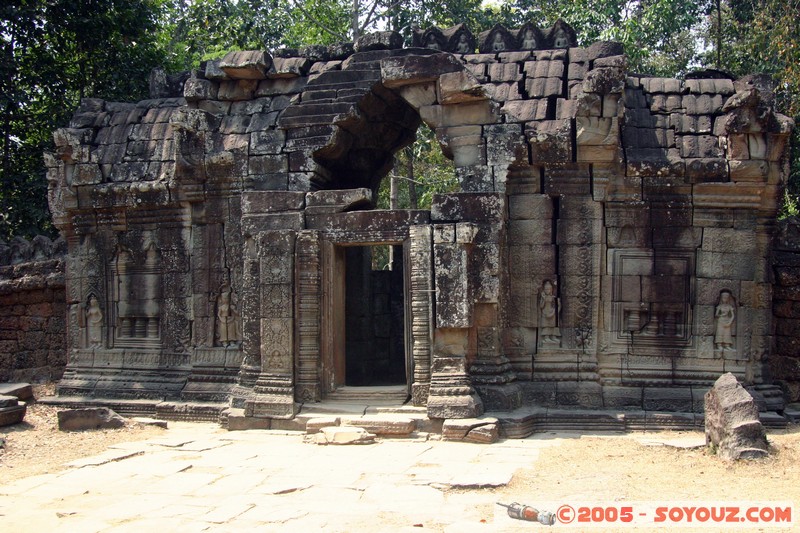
0,384,167,481
2,385,799,531
494,429,800,530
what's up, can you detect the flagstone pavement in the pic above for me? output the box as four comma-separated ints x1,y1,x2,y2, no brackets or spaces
0,423,569,531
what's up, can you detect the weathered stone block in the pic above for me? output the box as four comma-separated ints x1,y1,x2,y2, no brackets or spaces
704,373,768,460
183,77,216,101
397,82,437,109
508,219,552,245
57,407,126,431
527,119,572,163
419,101,500,127
219,50,273,80
269,57,311,78
309,426,376,445
381,53,463,88
217,80,258,101
354,31,403,52
508,194,552,220
250,130,286,155
242,191,305,214
430,193,502,222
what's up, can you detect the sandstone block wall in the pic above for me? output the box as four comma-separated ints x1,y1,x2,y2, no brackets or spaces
0,237,67,382
771,217,800,401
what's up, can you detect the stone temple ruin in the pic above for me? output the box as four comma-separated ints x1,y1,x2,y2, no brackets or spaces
44,21,795,435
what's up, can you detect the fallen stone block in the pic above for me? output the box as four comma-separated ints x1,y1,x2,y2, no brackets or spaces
442,417,499,442
0,382,33,401
705,373,769,460
57,407,127,431
0,402,26,427
306,416,341,434
464,423,499,444
308,426,376,445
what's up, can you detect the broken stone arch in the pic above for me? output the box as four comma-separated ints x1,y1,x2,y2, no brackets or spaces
47,25,794,433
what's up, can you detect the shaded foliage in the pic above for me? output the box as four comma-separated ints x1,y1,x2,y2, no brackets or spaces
0,0,167,239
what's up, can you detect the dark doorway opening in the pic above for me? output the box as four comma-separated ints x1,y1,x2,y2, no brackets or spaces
344,244,406,386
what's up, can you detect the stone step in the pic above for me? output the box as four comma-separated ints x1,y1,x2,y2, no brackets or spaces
325,385,408,403
305,413,419,437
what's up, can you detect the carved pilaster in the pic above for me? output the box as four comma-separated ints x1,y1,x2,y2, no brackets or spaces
246,231,297,418
238,235,261,387
428,224,486,418
295,230,321,402
409,225,433,406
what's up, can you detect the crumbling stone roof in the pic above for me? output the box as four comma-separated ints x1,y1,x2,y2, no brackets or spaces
49,21,793,210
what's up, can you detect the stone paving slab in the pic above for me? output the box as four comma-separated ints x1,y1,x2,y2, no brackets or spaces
0,422,569,530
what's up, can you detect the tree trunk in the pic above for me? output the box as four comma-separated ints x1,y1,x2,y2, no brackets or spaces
351,0,360,40
406,146,417,209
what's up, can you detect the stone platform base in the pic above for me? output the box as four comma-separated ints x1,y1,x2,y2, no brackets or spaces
492,406,789,439
40,396,227,423
40,396,790,440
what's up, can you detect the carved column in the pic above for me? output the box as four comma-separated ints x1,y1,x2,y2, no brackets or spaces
245,231,297,418
295,230,321,402
237,236,261,389
409,225,433,406
427,223,484,418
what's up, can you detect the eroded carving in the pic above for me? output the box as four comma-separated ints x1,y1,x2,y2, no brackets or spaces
538,279,561,345
714,290,736,352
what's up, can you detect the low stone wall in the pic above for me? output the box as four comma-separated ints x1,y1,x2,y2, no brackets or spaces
0,236,67,382
772,217,800,402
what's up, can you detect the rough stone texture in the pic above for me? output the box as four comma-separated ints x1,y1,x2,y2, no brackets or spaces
705,373,769,460
42,25,794,428
57,407,127,431
442,417,499,443
772,217,800,401
0,237,66,382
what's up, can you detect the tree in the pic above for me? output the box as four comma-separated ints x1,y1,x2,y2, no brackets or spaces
0,0,168,239
701,0,800,200
160,0,290,67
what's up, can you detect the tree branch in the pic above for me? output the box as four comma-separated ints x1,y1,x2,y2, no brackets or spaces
286,0,348,41
360,0,405,33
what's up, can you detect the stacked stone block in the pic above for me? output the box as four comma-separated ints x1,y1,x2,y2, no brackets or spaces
0,237,66,382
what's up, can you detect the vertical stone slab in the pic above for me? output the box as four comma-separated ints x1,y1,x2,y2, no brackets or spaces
433,225,471,328
246,230,297,418
295,230,321,402
238,236,261,388
409,225,433,406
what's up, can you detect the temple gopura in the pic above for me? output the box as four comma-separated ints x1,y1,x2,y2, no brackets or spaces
46,21,795,435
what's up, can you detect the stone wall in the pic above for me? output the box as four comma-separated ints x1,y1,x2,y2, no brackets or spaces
771,217,800,401
0,236,67,382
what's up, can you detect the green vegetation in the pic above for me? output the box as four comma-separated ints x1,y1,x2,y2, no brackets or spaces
1,0,798,238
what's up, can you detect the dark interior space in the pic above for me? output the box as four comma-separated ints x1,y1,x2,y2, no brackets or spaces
344,245,406,386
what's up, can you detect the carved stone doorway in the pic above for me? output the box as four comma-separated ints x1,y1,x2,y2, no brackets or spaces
323,242,409,395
